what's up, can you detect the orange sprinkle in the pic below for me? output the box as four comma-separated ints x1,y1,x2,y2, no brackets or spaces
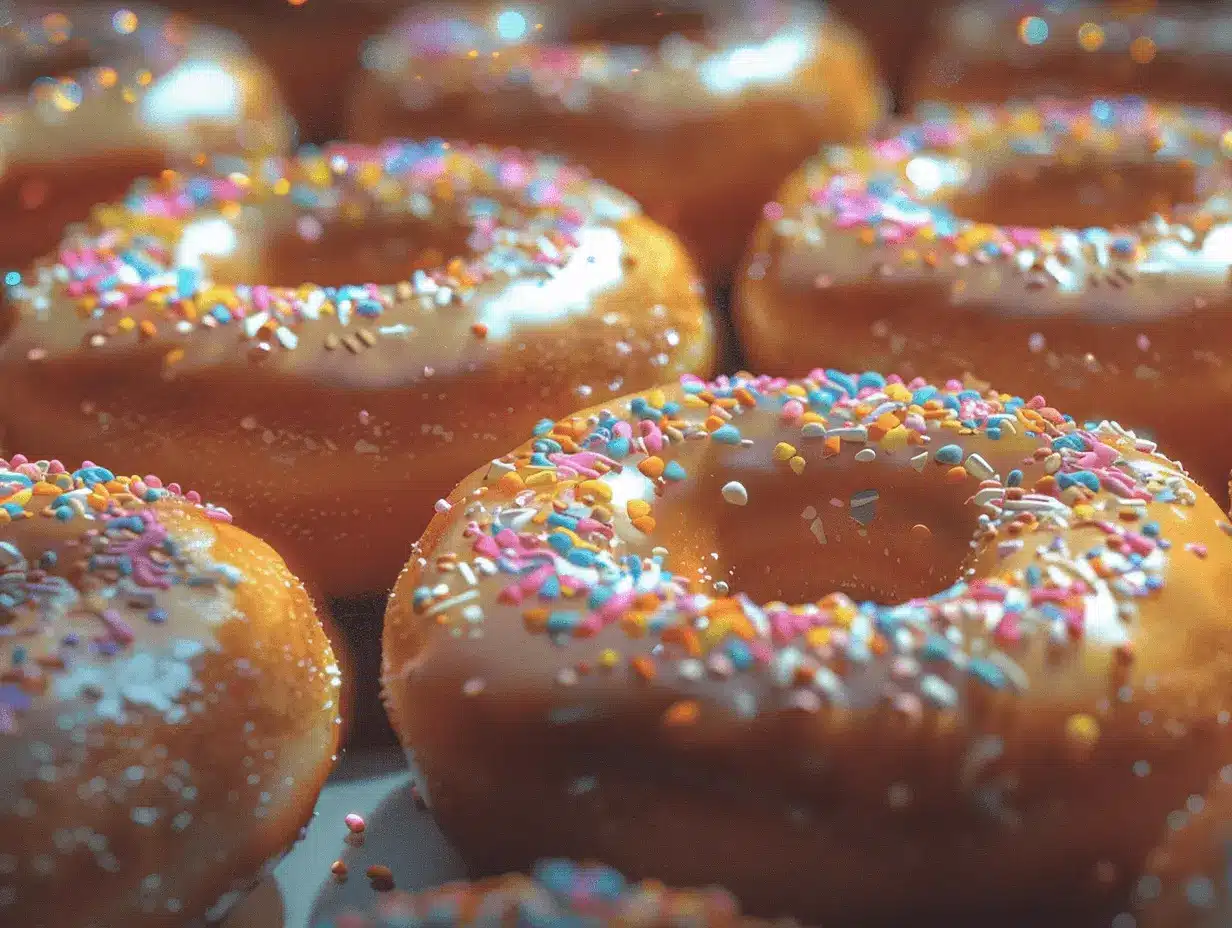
630,655,657,681
627,498,652,519
470,322,488,338
638,457,665,479
945,466,968,484
823,435,842,457
663,700,700,726
631,515,657,534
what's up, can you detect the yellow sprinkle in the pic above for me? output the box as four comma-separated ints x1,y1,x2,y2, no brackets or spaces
832,603,856,628
627,499,652,519
1066,713,1100,746
884,383,912,402
881,425,910,453
773,442,797,462
789,456,806,475
524,471,556,488
647,389,666,410
598,649,619,669
578,479,613,502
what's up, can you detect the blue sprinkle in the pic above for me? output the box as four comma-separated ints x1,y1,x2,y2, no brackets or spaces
1026,565,1042,587
538,575,562,600
920,634,952,662
546,611,578,633
1052,434,1086,452
5,270,21,286
148,610,168,624
534,860,576,896
546,513,578,531
630,397,663,421
726,639,754,671
934,444,963,465
969,659,1008,689
533,419,555,437
857,371,886,390
591,866,627,900
2,502,25,518
824,370,857,398
546,532,574,553
912,386,937,405
607,437,631,458
711,425,742,444
1057,471,1100,492
176,267,199,299
1007,469,1023,487
663,461,687,482
566,549,598,568
662,402,681,416
986,427,1001,441
530,452,553,468
1141,521,1160,537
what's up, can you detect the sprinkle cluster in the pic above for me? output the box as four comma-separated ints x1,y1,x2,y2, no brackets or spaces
5,140,623,358
0,454,236,736
363,1,825,111
760,99,1231,291
410,369,1220,718
324,859,752,927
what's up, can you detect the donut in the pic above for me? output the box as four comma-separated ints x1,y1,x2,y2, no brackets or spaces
0,3,294,271
1129,764,1232,928
0,140,715,601
908,1,1232,112
346,1,885,280
319,859,781,927
383,368,1232,926
735,99,1232,503
0,453,341,928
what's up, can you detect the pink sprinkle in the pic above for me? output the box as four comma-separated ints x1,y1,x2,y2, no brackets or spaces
344,813,366,834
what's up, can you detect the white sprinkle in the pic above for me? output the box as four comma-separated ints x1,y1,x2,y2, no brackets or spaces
854,448,876,463
801,506,818,520
808,518,827,545
801,422,827,439
433,499,452,514
721,481,749,506
964,453,996,480
910,451,928,472
829,426,868,442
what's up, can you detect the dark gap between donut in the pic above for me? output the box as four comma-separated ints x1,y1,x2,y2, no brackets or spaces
2,46,98,89
944,158,1201,231
257,217,475,289
566,10,711,48
0,153,170,271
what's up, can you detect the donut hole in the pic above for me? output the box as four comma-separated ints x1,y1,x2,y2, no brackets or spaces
257,216,475,288
942,157,1201,231
567,10,711,47
661,454,981,607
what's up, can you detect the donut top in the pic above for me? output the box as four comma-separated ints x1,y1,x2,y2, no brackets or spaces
751,99,1232,318
401,368,1232,722
0,452,341,914
935,1,1232,64
1,139,668,385
0,3,290,163
361,0,841,117
321,859,767,927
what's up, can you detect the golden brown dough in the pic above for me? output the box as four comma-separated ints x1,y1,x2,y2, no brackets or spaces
0,3,293,271
0,453,341,928
384,368,1232,926
0,140,715,601
735,99,1232,501
908,1,1232,112
347,0,885,281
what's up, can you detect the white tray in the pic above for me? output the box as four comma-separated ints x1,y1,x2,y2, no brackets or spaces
223,749,466,928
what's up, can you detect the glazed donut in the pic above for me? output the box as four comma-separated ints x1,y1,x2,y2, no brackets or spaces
735,99,1232,502
346,0,885,280
0,453,341,928
383,368,1232,926
0,140,714,601
908,1,1232,112
1130,765,1232,928
0,4,294,271
320,859,782,926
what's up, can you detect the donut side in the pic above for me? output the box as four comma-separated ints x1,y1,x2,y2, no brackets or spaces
0,457,341,927
384,371,1232,926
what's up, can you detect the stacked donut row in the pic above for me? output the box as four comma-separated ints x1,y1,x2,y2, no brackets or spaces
1,2,1232,927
